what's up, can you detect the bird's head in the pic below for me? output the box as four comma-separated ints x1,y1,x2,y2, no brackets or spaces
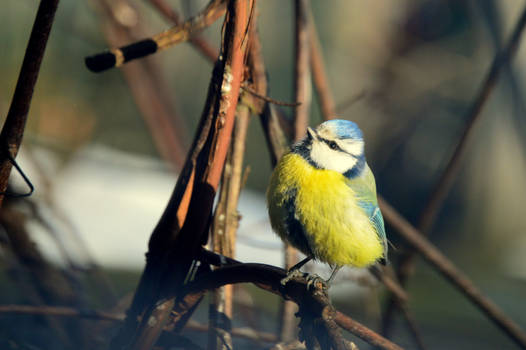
294,119,366,177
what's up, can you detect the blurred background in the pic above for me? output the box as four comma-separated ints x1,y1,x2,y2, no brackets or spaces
1,0,526,349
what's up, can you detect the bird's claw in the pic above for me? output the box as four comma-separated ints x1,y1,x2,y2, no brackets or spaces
280,269,306,285
306,274,328,291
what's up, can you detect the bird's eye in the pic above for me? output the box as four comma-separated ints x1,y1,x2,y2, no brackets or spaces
328,141,338,150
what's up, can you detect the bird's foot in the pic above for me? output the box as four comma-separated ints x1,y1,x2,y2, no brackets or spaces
280,269,306,285
306,274,328,291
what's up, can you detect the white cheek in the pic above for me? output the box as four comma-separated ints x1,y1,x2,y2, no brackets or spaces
342,140,364,157
310,142,357,173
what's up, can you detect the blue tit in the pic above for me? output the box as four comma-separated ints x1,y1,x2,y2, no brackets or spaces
266,119,387,284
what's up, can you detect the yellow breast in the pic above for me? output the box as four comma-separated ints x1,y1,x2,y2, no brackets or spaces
267,153,383,267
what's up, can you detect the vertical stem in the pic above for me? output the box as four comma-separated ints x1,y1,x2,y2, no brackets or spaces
307,4,335,120
0,0,60,206
209,105,251,350
279,0,311,343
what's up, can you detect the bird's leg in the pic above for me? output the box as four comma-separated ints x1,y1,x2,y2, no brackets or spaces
326,265,342,284
306,265,341,291
280,256,312,285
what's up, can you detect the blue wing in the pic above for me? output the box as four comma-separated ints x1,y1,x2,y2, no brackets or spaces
347,166,388,264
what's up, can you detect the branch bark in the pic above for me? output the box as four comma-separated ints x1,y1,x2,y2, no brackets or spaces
0,0,60,206
110,1,249,349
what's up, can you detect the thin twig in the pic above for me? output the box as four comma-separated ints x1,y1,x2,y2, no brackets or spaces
306,3,335,120
94,0,188,169
146,0,219,61
292,0,311,141
279,0,312,342
85,0,226,72
0,305,280,344
0,304,124,321
209,94,252,350
111,2,250,350
242,85,301,107
378,197,526,349
0,0,60,206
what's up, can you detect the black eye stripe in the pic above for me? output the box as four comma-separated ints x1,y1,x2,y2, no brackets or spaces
319,137,344,152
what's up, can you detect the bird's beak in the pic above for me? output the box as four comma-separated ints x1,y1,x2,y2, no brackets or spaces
307,127,317,140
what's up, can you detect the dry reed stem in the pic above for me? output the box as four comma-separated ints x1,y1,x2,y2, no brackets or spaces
0,0,60,206
146,0,219,61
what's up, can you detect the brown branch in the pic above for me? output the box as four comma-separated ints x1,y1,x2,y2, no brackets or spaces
208,96,252,350
94,0,188,169
307,3,335,120
242,85,301,107
0,0,60,206
110,2,250,350
292,0,311,142
190,256,403,350
378,198,526,349
0,304,124,321
280,0,312,342
146,0,219,61
246,26,289,167
0,304,279,344
382,4,526,342
333,312,401,350
85,0,226,72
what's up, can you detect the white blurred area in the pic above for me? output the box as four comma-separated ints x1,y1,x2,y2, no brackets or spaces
11,144,380,294
14,145,279,270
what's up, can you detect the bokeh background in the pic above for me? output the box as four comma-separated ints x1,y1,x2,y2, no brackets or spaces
1,0,526,349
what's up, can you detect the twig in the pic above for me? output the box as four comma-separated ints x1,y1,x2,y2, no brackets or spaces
279,0,312,342
246,25,289,167
208,95,252,350
368,266,408,303
242,85,301,107
306,4,335,120
0,305,279,343
94,0,188,169
0,304,124,321
378,197,526,349
191,255,404,350
292,0,311,141
111,2,250,350
0,0,60,206
333,311,401,350
85,0,226,72
146,0,219,61
382,4,526,343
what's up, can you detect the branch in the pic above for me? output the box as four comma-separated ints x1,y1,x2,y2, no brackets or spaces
199,250,403,350
307,3,335,120
110,2,250,349
0,0,60,206
85,0,226,72
379,198,526,348
280,0,312,342
0,304,124,321
382,4,526,344
94,0,188,169
146,0,219,61
0,305,279,344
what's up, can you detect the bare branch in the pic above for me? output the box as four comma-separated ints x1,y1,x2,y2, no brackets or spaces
379,198,526,348
85,0,226,72
146,0,219,61
0,0,60,206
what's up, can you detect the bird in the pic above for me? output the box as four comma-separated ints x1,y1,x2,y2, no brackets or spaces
266,119,387,286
